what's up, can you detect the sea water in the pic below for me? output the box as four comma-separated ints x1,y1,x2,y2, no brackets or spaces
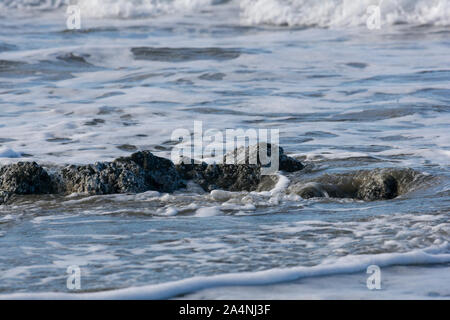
0,0,449,299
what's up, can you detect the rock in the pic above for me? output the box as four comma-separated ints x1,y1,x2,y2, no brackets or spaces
176,158,260,192
279,152,304,172
176,143,303,192
124,150,185,193
0,146,303,202
204,163,261,192
256,175,280,192
61,151,185,195
0,149,425,204
0,162,53,195
0,151,186,202
356,172,398,201
290,168,420,201
60,161,146,195
295,182,332,199
0,191,12,205
224,143,304,172
293,181,356,199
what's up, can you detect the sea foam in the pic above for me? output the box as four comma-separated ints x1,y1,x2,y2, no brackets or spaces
240,0,450,27
3,0,449,27
1,242,448,300
0,0,216,17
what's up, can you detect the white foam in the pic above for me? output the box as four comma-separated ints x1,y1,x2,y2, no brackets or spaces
4,0,449,27
210,189,234,202
181,264,450,299
155,207,179,216
194,206,221,217
270,174,290,195
0,0,216,18
240,0,450,27
80,0,216,18
1,243,448,300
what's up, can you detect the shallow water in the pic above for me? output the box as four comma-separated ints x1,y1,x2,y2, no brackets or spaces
0,0,449,298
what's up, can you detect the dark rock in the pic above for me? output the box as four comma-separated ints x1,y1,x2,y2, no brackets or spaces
224,143,303,172
176,143,304,192
290,168,419,201
0,147,303,202
125,150,185,193
175,158,208,181
356,172,398,201
0,162,53,195
0,191,12,205
61,151,185,195
295,183,326,199
189,162,261,192
294,182,352,199
0,148,424,204
176,157,261,192
280,152,304,172
60,161,146,195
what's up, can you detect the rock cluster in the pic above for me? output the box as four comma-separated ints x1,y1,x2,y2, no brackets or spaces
0,147,423,205
60,151,184,195
0,146,304,204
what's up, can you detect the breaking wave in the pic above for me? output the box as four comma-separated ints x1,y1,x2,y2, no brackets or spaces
240,0,450,27
0,0,218,18
2,0,449,27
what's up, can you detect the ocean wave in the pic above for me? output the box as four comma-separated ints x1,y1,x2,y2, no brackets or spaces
0,0,218,18
0,0,65,11
3,0,450,27
1,242,448,299
239,0,450,27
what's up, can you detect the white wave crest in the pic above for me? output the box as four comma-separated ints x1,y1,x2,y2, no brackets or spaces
76,0,215,18
240,0,450,27
0,0,65,10
3,0,449,26
0,0,216,18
